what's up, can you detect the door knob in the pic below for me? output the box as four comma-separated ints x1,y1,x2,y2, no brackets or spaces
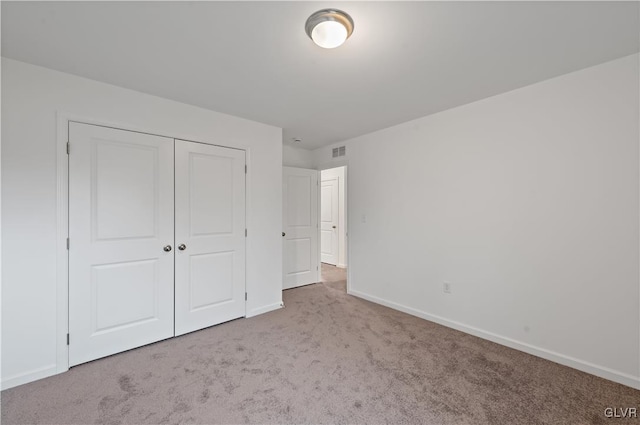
282,232,286,237
332,226,336,229
178,244,187,251
163,245,172,252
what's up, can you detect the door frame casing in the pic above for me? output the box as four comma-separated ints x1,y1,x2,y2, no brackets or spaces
55,112,250,376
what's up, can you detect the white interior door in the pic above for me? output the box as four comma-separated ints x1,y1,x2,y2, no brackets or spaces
283,167,319,289
69,123,175,366
174,140,246,336
320,178,339,265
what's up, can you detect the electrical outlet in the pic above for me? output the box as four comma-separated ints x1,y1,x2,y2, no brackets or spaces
443,282,452,294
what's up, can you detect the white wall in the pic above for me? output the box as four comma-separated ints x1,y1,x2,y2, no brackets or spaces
321,167,347,268
312,54,640,389
283,144,313,168
1,58,283,389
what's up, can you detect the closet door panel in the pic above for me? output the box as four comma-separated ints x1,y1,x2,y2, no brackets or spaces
68,123,175,366
174,140,246,336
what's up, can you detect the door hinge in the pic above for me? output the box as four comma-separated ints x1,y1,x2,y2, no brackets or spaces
245,292,248,301
245,165,247,174
66,142,70,155
66,238,70,250
245,228,247,237
66,334,70,345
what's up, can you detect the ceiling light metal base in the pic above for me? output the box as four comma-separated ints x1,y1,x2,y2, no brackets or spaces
305,9,354,41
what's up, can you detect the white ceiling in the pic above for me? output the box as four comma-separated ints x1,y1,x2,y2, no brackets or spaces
2,1,638,150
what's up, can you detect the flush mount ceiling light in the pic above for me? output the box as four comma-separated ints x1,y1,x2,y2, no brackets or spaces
305,9,354,49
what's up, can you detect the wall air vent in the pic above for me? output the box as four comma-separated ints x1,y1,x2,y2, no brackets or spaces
332,146,346,158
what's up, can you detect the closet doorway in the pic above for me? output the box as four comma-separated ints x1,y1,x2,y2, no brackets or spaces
68,122,246,366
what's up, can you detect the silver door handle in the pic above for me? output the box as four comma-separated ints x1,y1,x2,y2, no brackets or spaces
163,245,172,252
178,244,187,251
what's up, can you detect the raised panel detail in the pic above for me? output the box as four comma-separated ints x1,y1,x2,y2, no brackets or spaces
321,185,333,222
92,259,158,333
93,141,158,241
287,175,311,227
285,238,311,275
190,153,234,236
189,251,234,311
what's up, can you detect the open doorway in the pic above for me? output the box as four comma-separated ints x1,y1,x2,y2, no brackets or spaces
319,166,347,292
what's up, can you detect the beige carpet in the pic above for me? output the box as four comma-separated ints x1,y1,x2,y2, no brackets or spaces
320,263,347,290
2,265,638,424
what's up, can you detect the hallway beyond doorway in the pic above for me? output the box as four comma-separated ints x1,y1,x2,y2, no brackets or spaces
321,263,346,292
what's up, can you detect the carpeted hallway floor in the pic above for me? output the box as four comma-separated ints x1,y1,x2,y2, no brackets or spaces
2,265,638,424
320,263,347,289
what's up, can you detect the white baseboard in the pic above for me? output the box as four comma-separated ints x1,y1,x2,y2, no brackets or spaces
337,263,347,269
1,364,58,391
348,289,640,390
246,301,283,318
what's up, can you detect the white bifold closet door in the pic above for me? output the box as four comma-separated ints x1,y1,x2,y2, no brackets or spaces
69,123,175,366
174,139,246,336
69,123,246,366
